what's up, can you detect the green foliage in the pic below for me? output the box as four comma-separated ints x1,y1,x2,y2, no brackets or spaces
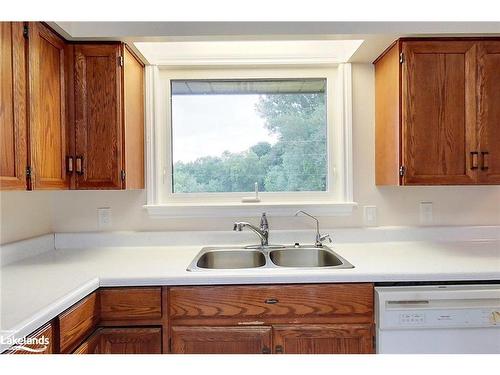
173,93,327,193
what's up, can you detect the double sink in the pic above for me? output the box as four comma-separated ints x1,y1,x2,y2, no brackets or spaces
187,244,354,271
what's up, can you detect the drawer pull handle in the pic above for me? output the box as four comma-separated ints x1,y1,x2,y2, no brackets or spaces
238,321,264,326
275,345,284,354
265,298,279,304
262,347,271,354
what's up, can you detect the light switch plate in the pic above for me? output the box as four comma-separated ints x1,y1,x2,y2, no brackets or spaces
363,205,377,226
419,202,433,225
97,207,112,229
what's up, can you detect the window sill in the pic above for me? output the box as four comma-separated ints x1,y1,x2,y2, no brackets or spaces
143,201,357,218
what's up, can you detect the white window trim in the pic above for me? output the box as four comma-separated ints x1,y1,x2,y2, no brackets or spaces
144,64,355,218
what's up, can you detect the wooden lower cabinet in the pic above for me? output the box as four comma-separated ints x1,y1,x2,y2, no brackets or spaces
6,322,55,354
273,324,374,354
171,326,272,354
74,328,162,354
171,324,373,354
6,284,375,355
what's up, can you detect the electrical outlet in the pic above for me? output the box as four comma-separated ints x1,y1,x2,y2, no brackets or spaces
97,207,112,229
419,202,433,225
363,205,377,226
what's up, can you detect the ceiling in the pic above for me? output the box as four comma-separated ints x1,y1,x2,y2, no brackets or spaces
50,22,500,64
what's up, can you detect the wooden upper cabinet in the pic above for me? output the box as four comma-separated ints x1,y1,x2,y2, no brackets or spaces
122,46,145,189
374,38,500,186
0,22,28,190
477,41,500,184
273,324,373,354
73,43,144,190
28,22,69,189
74,44,123,189
402,41,477,185
171,326,272,354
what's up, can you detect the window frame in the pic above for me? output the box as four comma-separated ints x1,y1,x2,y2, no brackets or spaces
145,64,355,217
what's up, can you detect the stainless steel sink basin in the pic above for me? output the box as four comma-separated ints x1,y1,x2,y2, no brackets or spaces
194,249,266,269
187,245,354,271
269,247,345,267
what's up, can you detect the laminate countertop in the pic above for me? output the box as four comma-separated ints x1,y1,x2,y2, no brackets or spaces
1,229,499,351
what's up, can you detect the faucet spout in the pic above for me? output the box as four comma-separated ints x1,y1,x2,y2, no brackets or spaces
295,210,332,247
233,213,269,246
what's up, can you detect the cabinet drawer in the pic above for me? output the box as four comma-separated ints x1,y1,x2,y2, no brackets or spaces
169,284,373,325
58,292,99,353
100,287,162,321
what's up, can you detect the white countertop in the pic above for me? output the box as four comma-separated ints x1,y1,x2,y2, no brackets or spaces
1,227,500,351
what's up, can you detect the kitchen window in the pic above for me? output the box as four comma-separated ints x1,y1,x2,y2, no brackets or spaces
145,66,354,217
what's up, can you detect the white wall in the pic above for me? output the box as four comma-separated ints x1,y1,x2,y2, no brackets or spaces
1,63,499,244
0,191,53,244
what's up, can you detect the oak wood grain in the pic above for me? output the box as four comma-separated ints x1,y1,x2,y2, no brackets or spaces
171,326,271,354
6,321,55,354
74,327,161,354
122,45,144,189
28,22,69,190
58,292,99,353
402,40,477,185
477,41,500,184
0,22,27,190
273,324,373,354
99,287,162,321
375,40,402,185
169,284,374,325
74,43,123,189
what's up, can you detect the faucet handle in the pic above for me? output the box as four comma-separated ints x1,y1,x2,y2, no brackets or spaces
260,212,268,230
319,234,332,244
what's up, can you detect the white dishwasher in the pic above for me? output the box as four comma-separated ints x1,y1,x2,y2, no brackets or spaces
375,284,500,354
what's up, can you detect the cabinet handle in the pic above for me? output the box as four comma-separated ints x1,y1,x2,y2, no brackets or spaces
275,345,284,354
67,156,74,173
470,151,479,170
75,156,84,175
262,347,271,354
265,298,279,304
481,152,489,170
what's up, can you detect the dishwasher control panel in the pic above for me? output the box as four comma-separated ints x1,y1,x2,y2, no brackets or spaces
376,285,500,330
383,308,500,329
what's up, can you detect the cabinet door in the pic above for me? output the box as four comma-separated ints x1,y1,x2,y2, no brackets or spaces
74,44,123,189
0,22,27,190
171,326,272,354
28,22,69,189
74,328,162,354
6,322,54,354
402,41,477,184
273,324,373,354
477,41,500,184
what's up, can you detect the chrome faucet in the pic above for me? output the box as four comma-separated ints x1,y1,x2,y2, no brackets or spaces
294,210,332,247
233,212,269,246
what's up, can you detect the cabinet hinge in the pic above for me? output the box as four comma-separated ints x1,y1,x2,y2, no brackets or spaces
23,24,29,38
26,166,32,178
120,170,126,181
399,165,406,177
399,52,404,64
118,56,124,67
